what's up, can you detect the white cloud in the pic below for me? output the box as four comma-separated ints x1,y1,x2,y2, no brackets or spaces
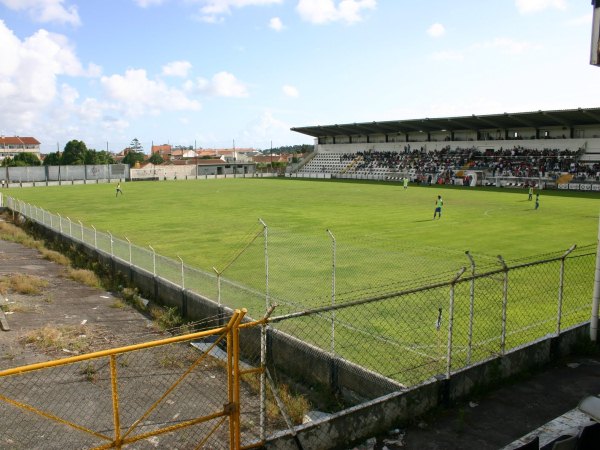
473,37,537,55
133,0,166,7
282,84,299,98
269,17,283,31
187,71,249,97
430,50,464,61
101,68,201,116
427,23,445,38
515,0,567,14
0,20,89,130
242,110,289,143
296,0,376,25
0,0,81,25
565,13,592,27
193,0,282,22
162,60,192,77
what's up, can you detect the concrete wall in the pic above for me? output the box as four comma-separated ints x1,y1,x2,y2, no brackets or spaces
263,324,594,450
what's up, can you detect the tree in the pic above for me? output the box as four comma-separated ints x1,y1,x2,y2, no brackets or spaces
85,149,114,165
148,152,164,165
43,152,61,166
61,140,88,165
122,150,145,166
130,138,143,153
2,153,41,167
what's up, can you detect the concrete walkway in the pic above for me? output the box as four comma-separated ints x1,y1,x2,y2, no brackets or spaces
394,356,600,449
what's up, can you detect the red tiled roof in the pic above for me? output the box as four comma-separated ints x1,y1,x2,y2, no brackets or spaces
0,136,40,145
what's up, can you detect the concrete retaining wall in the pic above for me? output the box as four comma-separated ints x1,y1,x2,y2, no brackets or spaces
263,323,593,449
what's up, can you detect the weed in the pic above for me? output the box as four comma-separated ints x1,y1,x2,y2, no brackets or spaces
80,362,97,382
150,306,183,331
0,274,49,295
242,373,310,425
40,248,70,266
22,325,93,354
9,274,48,295
110,299,126,309
67,268,100,288
121,287,146,310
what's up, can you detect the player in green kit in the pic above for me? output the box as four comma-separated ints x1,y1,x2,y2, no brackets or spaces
433,195,443,219
403,177,409,190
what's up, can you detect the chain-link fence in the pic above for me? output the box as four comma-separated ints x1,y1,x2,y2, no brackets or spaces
267,244,595,389
0,309,274,449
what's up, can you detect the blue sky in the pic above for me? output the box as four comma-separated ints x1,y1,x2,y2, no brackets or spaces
0,0,598,154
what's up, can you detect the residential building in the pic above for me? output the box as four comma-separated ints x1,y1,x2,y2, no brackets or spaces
0,136,41,160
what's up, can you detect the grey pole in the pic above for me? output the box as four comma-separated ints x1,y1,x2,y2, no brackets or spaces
178,255,184,290
591,214,600,341
259,218,269,311
92,225,97,248
446,267,466,379
327,229,336,356
498,255,509,355
149,245,156,276
213,267,221,306
57,213,62,233
126,237,132,264
465,251,476,365
108,232,113,256
79,220,84,242
557,245,576,335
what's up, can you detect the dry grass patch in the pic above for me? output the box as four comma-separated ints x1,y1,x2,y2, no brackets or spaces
110,298,126,309
0,274,49,295
242,373,311,425
40,248,70,265
67,268,100,288
0,221,43,250
22,325,94,354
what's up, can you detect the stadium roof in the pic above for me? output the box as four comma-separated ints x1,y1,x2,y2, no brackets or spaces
290,107,600,138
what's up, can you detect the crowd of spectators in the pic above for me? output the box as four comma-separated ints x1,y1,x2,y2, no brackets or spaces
337,145,600,182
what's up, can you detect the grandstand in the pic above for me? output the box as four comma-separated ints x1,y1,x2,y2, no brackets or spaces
290,107,600,190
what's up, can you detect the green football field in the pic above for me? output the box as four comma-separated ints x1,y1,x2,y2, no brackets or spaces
4,178,599,384
4,177,598,308
5,178,598,261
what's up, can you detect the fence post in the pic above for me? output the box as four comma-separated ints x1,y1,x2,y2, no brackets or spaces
149,245,156,276
327,229,336,355
178,256,184,290
465,251,476,365
92,225,97,248
498,255,509,355
108,232,113,256
213,267,221,306
79,220,84,242
50,211,53,229
57,213,62,233
592,214,600,341
446,267,466,379
125,237,132,264
259,218,269,311
67,217,72,237
557,245,576,335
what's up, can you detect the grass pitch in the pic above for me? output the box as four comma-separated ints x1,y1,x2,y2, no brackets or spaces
6,178,597,263
5,177,598,310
